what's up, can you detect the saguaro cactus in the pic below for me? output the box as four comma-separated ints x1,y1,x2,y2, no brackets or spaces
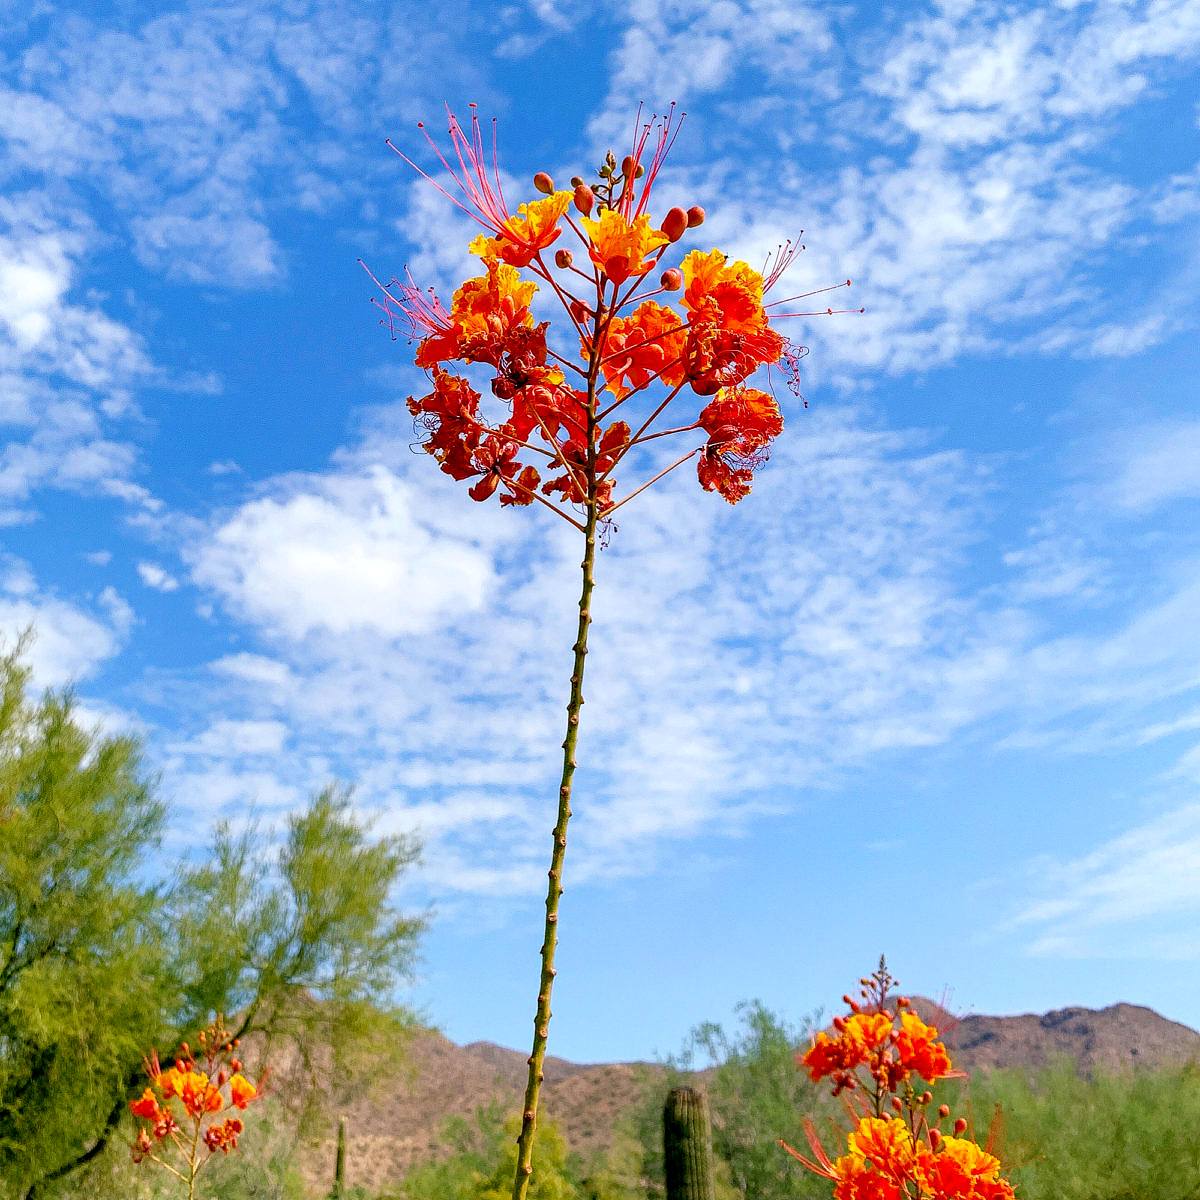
663,1087,716,1200
330,1116,346,1199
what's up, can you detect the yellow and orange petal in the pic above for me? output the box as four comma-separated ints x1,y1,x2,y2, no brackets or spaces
681,249,767,329
830,1153,903,1200
895,1011,953,1083
156,1066,185,1099
581,209,669,284
229,1073,258,1110
919,1135,1012,1199
179,1070,223,1119
801,1031,846,1081
841,1012,896,1056
597,300,686,398
472,192,572,267
130,1088,162,1121
846,1117,918,1181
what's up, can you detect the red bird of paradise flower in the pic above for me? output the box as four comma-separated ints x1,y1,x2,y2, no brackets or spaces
363,103,860,1200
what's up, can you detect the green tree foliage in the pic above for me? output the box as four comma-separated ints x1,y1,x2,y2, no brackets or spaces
394,1107,578,1200
0,647,167,1196
0,646,425,1199
940,1060,1200,1200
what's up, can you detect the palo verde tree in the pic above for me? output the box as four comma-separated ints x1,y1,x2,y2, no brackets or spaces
0,643,167,1198
0,644,425,1200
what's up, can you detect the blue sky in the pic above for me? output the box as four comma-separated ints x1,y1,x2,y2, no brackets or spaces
2,0,1200,1064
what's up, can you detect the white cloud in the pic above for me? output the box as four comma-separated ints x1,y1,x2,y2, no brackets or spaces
0,562,128,687
173,718,290,758
1016,804,1200,958
137,561,181,592
190,466,502,640
167,407,1012,890
1104,419,1200,511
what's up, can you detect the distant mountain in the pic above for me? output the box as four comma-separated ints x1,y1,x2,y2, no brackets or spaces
298,1000,1200,1195
912,997,1200,1075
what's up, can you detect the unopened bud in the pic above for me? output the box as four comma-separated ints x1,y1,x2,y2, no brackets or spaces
938,1104,950,1119
930,1129,942,1149
921,1091,933,1105
573,184,594,215
661,206,688,242
555,249,574,269
569,299,590,323
570,175,584,187
842,994,854,1006
533,171,554,195
686,205,706,227
954,1117,968,1135
832,1015,845,1030
621,155,636,176
659,267,683,291
897,996,910,1007
890,1096,903,1112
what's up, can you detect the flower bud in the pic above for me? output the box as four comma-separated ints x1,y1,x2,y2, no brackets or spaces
533,171,554,195
897,996,910,1007
555,249,574,269
929,1129,942,1150
569,299,590,324
573,184,595,215
686,205,706,227
953,1117,968,1134
921,1091,933,1105
938,1104,950,1119
570,176,584,188
661,206,688,242
621,155,636,177
659,267,683,291
890,1096,903,1112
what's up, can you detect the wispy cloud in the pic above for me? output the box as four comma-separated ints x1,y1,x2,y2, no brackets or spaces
1016,804,1200,959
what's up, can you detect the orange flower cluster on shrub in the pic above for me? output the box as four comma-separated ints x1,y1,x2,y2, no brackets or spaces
365,105,859,522
130,1015,262,1192
782,961,1016,1200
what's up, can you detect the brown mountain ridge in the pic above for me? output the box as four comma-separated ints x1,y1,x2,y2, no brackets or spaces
300,999,1200,1194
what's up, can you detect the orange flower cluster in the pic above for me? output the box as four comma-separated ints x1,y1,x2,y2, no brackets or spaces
811,1117,1014,1200
365,105,855,519
782,962,1015,1200
803,1007,952,1096
130,1016,262,1188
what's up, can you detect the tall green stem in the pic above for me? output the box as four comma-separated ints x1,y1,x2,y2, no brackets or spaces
511,328,603,1200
